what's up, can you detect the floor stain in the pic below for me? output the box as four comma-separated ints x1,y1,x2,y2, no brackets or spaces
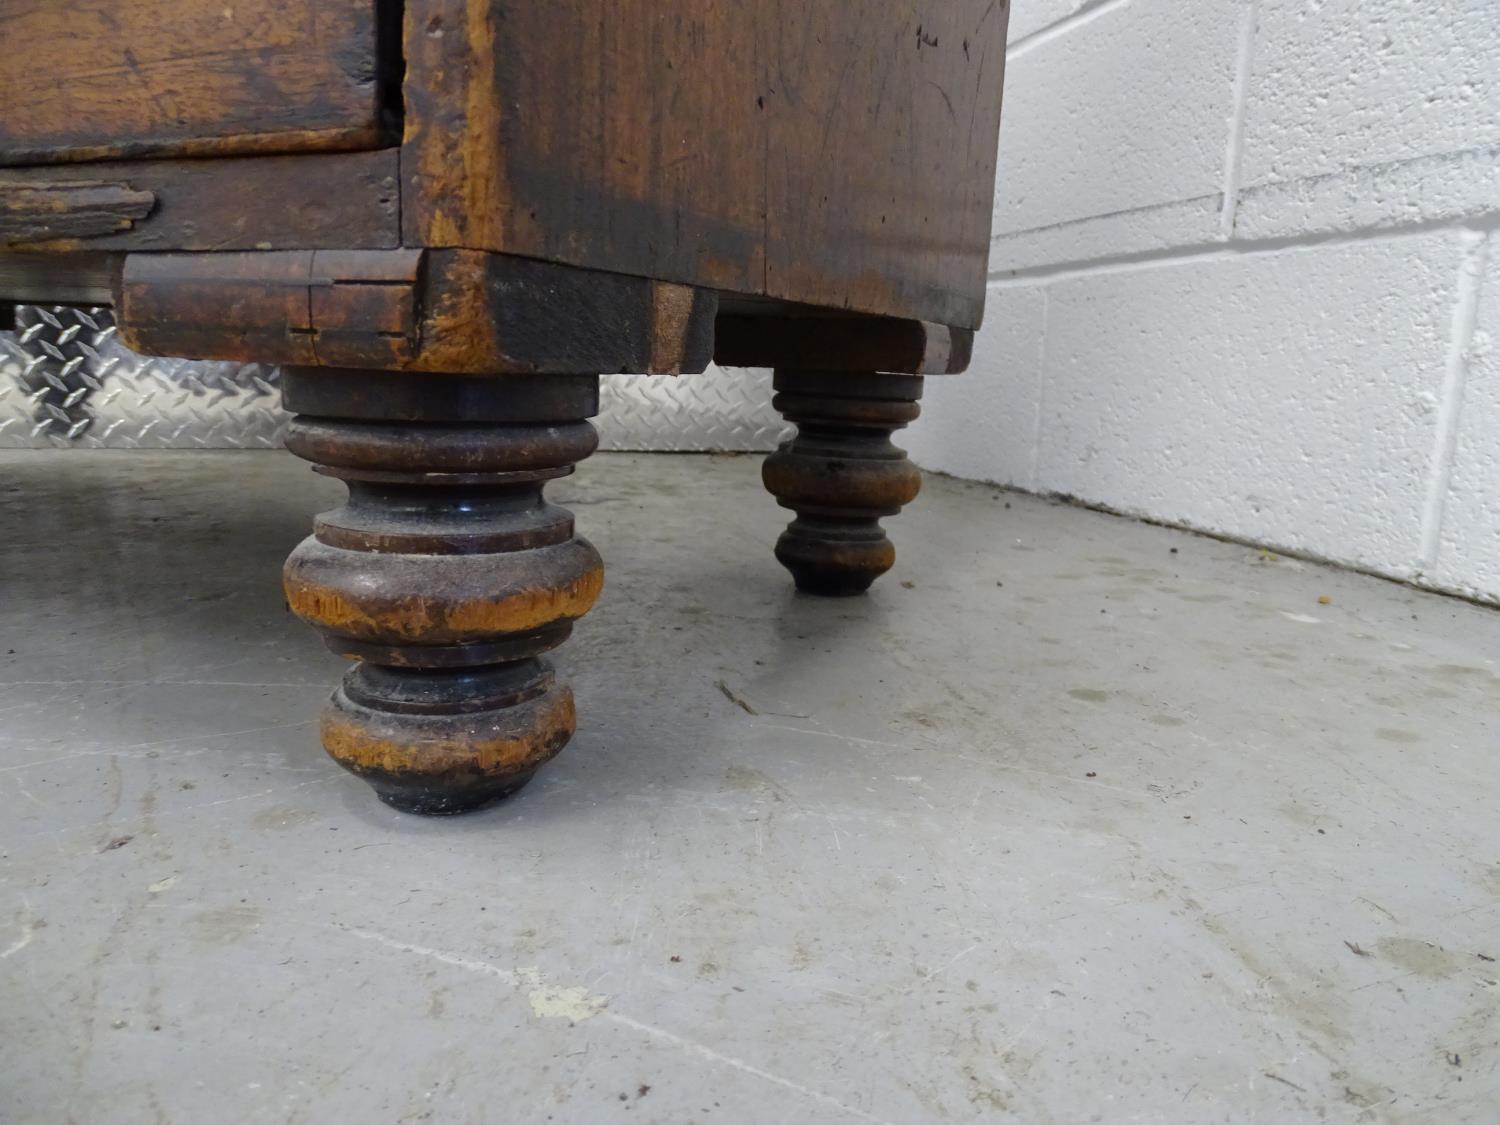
192,905,262,946
517,967,606,1022
1376,937,1472,978
251,805,321,830
1068,688,1111,703
1478,865,1500,897
1192,902,1352,1048
1428,663,1493,681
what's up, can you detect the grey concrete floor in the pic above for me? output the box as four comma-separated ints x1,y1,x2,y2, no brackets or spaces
1,451,1498,1124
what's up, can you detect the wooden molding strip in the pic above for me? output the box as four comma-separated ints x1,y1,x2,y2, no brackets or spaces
714,314,973,375
117,249,718,376
1,181,155,246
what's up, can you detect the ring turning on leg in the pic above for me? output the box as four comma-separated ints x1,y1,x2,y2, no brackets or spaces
280,369,603,815
762,369,924,595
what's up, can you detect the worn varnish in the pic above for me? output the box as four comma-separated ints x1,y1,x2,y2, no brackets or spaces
0,152,399,253
0,182,155,246
763,370,925,595
0,0,392,166
402,0,1009,328
117,249,718,375
715,313,973,375
280,368,603,814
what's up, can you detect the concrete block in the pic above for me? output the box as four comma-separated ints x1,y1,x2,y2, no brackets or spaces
1240,0,1500,191
992,196,1221,274
1028,232,1464,576
1234,146,1500,241
905,284,1049,488
1008,0,1091,42
1430,233,1499,599
993,0,1242,239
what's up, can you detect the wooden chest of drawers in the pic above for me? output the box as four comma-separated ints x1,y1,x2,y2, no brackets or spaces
1,0,1011,814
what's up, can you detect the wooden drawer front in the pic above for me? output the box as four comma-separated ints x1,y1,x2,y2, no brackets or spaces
0,0,391,166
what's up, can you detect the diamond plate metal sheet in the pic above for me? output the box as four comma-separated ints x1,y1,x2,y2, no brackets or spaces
599,367,789,451
0,306,789,452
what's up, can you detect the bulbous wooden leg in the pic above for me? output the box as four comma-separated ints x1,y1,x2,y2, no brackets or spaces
279,368,603,815
762,369,924,595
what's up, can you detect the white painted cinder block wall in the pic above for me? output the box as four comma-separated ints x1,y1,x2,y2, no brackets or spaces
905,0,1500,602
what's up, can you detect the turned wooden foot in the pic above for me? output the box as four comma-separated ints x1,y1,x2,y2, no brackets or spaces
280,369,603,815
762,369,924,595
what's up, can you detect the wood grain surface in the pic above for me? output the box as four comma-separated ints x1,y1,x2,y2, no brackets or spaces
0,0,391,165
117,249,719,375
0,151,399,252
402,0,1009,329
0,181,155,245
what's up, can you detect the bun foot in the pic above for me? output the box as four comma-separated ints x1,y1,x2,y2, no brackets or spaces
773,521,896,596
281,369,603,815
322,662,572,815
763,369,924,595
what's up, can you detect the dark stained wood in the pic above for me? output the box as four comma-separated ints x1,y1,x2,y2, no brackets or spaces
402,0,763,296
761,4,1007,330
0,182,155,246
649,282,719,376
120,251,320,364
762,369,925,594
117,249,719,375
280,368,604,814
305,249,425,368
412,252,718,375
0,252,119,305
401,0,1009,330
281,368,605,424
118,249,419,367
0,152,399,253
0,0,392,166
715,314,974,375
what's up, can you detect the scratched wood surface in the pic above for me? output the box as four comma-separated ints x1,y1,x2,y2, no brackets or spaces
117,249,718,375
0,151,399,252
0,181,155,245
0,0,391,166
402,0,1010,330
